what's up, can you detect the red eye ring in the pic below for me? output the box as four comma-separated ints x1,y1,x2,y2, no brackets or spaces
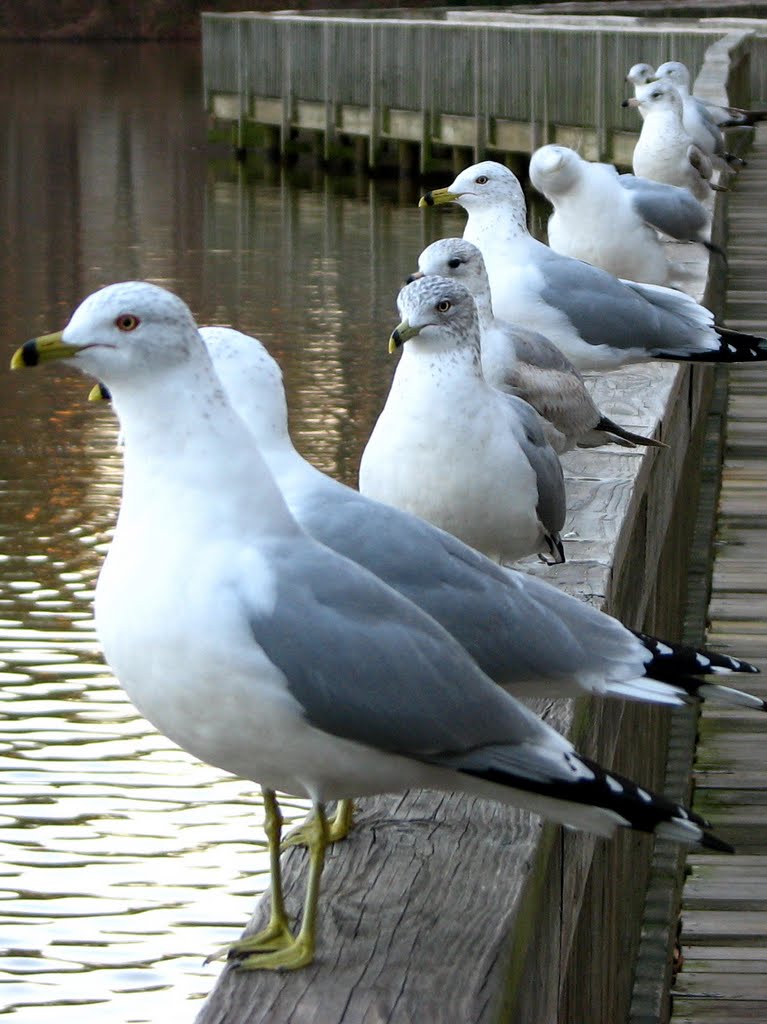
115,314,140,332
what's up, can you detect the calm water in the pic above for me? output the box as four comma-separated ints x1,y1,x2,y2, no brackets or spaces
0,40,479,1023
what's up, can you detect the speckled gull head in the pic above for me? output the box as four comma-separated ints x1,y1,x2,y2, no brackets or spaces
420,160,528,230
389,276,480,357
12,281,205,388
409,238,490,297
625,62,656,86
627,78,685,118
654,60,692,92
528,145,583,198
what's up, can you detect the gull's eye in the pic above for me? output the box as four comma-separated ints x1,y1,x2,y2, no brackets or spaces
447,258,462,269
115,314,140,332
475,175,488,185
651,91,662,100
437,299,451,313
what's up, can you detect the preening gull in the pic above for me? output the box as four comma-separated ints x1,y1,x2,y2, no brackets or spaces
626,80,718,202
529,145,722,284
420,160,767,370
530,145,672,285
203,323,764,714
359,276,567,564
12,281,731,970
410,237,666,450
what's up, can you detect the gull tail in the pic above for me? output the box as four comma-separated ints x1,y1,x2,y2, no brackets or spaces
725,152,747,169
655,328,767,364
539,532,566,566
633,630,765,710
590,416,668,450
450,746,732,851
720,108,767,128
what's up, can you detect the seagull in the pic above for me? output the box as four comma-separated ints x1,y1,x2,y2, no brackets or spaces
202,323,763,716
625,60,767,129
359,276,567,565
529,145,722,284
626,80,718,202
409,237,666,450
419,160,767,370
654,61,745,168
625,62,656,95
12,281,731,971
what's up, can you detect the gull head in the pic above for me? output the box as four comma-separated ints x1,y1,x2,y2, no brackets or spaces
420,160,526,219
625,62,655,86
11,281,203,388
529,145,582,198
629,79,684,117
411,238,491,302
201,327,290,445
389,276,480,356
654,61,691,92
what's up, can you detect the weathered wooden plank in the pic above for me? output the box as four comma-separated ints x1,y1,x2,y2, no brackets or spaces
674,973,767,998
671,1000,767,1022
681,911,767,943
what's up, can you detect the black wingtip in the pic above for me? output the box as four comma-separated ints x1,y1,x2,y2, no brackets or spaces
656,330,767,364
700,830,735,854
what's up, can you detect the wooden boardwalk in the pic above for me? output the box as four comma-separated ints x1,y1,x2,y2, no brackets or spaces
671,123,767,1024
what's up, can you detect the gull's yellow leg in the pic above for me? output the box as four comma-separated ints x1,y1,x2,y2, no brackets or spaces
233,802,329,971
281,798,354,851
206,789,294,963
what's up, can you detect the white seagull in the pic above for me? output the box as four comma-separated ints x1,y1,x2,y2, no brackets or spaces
654,61,744,169
12,281,731,971
410,237,666,450
419,160,767,370
627,79,718,202
529,144,722,284
203,323,763,714
359,276,567,564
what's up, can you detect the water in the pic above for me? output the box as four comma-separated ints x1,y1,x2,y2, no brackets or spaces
0,41,474,1023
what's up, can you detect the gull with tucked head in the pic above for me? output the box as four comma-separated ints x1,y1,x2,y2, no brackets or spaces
529,144,721,284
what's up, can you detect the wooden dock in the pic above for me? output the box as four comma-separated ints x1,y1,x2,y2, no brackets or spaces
670,122,767,1024
201,12,755,171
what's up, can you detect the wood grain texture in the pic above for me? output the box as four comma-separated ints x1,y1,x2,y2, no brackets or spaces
670,121,767,1024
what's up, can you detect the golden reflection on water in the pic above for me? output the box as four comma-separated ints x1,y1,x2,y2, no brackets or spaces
0,39,532,1023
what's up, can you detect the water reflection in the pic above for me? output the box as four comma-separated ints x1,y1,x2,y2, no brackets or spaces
0,40,481,1022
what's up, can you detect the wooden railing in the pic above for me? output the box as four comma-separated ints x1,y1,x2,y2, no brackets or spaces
201,11,743,169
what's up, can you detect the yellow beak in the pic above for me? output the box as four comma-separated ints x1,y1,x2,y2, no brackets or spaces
388,320,421,353
419,187,460,208
10,331,76,370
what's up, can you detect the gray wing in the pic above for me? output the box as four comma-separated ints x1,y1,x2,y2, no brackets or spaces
290,478,644,690
502,394,566,535
690,96,726,154
245,535,552,755
536,244,713,356
619,174,708,241
510,324,584,374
